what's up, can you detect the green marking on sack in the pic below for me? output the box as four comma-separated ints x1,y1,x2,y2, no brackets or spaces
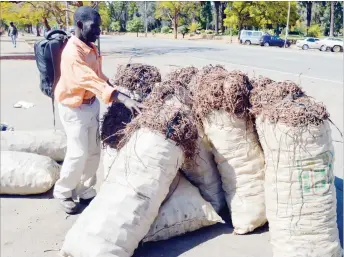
297,151,333,196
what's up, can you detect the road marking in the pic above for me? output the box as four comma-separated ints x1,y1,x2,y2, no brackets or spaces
191,56,343,85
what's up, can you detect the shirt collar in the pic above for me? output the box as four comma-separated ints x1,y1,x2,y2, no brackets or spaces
71,35,98,55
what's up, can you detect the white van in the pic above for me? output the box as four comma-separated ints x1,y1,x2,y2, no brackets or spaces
239,30,265,45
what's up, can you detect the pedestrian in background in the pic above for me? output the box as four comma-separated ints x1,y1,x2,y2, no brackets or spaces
8,22,18,48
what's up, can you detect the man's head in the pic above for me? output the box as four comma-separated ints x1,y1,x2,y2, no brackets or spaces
73,6,101,43
10,22,14,27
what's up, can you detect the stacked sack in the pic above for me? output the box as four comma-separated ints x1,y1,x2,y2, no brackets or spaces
250,78,342,257
58,64,341,257
1,130,66,195
192,68,267,234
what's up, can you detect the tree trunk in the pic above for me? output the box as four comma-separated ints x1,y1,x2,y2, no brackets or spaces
306,1,312,35
36,24,40,36
214,2,220,34
137,31,138,37
173,14,178,39
220,2,226,34
329,1,335,37
42,17,51,31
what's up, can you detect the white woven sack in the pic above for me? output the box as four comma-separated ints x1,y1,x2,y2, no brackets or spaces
182,137,225,213
143,174,223,242
0,129,67,161
0,151,60,195
60,128,184,257
202,110,267,234
256,116,342,257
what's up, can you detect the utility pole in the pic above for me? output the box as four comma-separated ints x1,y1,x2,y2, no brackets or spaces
65,1,69,31
144,1,148,37
284,1,291,48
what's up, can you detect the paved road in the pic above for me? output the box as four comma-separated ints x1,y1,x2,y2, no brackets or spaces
99,35,343,84
1,36,343,257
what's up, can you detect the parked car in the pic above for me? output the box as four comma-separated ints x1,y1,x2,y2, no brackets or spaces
239,30,265,45
260,35,291,47
318,37,343,52
296,37,321,50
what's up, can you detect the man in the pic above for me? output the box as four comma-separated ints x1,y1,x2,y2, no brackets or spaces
54,6,143,214
8,22,18,48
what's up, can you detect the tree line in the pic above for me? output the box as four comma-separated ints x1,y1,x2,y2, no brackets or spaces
1,1,343,39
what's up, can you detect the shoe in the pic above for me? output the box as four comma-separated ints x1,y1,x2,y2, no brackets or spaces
60,198,78,214
79,197,95,206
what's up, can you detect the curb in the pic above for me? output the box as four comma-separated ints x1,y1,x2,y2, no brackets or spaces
0,55,35,60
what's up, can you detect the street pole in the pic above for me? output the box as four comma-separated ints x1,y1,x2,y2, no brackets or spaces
65,1,69,31
144,1,148,37
284,1,291,48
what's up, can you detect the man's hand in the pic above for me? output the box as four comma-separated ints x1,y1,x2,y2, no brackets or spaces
113,91,145,114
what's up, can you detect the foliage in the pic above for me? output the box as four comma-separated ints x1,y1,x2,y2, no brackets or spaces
307,24,322,37
291,20,307,35
109,21,121,32
161,25,171,34
127,16,144,36
224,1,298,30
189,22,201,33
155,1,195,38
178,25,188,37
98,2,111,31
199,1,212,29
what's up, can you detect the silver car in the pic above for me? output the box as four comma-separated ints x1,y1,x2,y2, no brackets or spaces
296,37,321,50
240,30,265,45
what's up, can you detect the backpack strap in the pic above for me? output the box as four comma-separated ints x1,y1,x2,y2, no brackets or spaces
48,35,67,130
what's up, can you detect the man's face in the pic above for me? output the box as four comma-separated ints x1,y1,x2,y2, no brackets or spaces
79,15,101,43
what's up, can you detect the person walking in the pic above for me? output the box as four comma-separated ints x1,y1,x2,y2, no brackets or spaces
53,6,144,214
8,22,18,48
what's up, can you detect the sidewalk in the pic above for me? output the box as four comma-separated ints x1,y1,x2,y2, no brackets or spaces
0,36,35,60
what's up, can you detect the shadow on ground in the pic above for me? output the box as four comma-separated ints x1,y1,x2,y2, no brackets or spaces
133,223,231,257
133,205,269,257
102,46,222,58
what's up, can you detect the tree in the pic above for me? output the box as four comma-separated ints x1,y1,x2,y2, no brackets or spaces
330,1,335,36
109,21,121,32
200,1,212,30
136,2,158,31
219,2,227,33
108,1,129,32
155,1,192,39
299,1,313,34
213,1,220,34
179,25,188,38
189,22,201,33
127,16,144,37
224,1,298,32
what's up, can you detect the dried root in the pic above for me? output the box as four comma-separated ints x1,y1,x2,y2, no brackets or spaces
100,102,134,149
166,66,199,86
117,102,198,159
113,63,161,99
260,96,329,127
250,80,304,116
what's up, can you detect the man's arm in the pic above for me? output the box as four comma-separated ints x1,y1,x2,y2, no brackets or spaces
70,57,143,112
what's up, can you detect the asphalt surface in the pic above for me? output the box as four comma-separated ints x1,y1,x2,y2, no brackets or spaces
1,35,343,257
99,35,343,85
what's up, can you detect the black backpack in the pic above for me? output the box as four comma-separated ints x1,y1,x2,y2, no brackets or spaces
34,30,69,127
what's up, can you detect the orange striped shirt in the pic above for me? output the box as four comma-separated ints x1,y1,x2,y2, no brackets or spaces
54,35,115,107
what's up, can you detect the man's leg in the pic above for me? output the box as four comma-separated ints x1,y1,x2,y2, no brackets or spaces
54,104,89,213
76,100,101,202
11,35,15,47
